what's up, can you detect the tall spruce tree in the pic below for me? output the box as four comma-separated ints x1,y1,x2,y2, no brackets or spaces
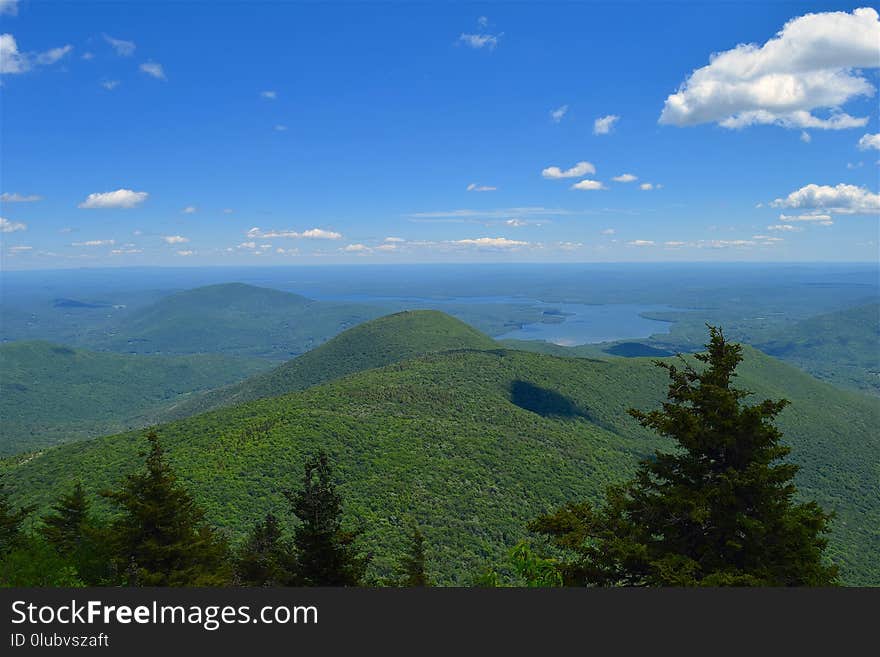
40,482,90,555
399,524,430,586
234,512,292,586
530,326,838,586
0,478,33,555
285,452,368,586
103,431,230,586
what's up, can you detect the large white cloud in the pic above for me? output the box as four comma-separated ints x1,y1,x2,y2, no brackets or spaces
771,183,880,214
542,161,596,179
78,189,148,209
858,133,880,150
1,33,72,74
660,7,880,130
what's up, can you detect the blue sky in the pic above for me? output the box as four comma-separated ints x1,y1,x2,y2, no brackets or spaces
1,1,878,268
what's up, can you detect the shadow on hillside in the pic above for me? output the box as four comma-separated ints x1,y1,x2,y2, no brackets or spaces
509,380,588,419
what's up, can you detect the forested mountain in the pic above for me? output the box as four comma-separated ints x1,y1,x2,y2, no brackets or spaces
0,341,271,455
4,342,876,585
91,283,384,359
163,310,497,418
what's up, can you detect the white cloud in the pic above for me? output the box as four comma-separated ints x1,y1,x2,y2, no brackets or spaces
771,183,880,214
601,228,616,235
0,1,19,16
140,61,166,80
505,218,527,227
459,33,501,50
639,182,662,190
223,208,234,214
542,161,596,179
466,183,497,192
664,241,687,248
35,45,73,65
778,213,832,221
612,173,638,183
454,237,528,248
176,250,194,256
237,241,256,249
247,227,342,240
800,131,812,143
82,52,94,60
104,34,135,56
659,7,880,130
0,217,26,232
846,161,864,169
274,124,288,132
550,104,568,123
343,243,371,253
593,114,619,135
182,206,197,214
627,240,655,246
111,248,142,255
8,245,32,252
767,224,801,231
78,189,148,209
73,239,115,246
0,34,72,74
571,179,606,191
384,236,404,242
162,235,189,244
1,192,41,202
101,79,120,90
477,16,489,29
858,133,880,151
260,90,277,99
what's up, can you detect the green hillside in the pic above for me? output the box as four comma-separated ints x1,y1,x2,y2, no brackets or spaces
0,341,271,455
164,310,498,417
4,345,877,585
755,303,880,396
93,283,384,359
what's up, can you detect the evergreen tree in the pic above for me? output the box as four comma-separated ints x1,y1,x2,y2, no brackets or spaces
234,512,293,586
0,477,33,556
40,482,90,555
530,326,838,586
102,431,230,586
398,523,430,586
285,452,368,586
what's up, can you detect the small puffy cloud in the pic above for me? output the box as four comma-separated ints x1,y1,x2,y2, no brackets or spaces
260,90,277,99
82,52,94,60
571,179,606,191
612,173,638,183
140,61,166,80
1,192,41,202
458,33,501,50
601,228,615,235
550,104,568,123
275,247,298,255
247,226,342,240
640,182,662,190
176,250,194,256
237,241,256,249
767,224,801,231
343,243,371,253
0,217,26,232
466,183,497,192
778,213,833,222
73,239,115,246
593,114,619,135
104,34,135,56
542,161,596,179
627,240,655,246
78,189,148,209
858,133,880,151
505,218,527,227
477,16,489,28
101,79,120,90
846,161,864,169
771,183,880,214
664,241,687,248
0,1,19,16
800,131,812,143
8,245,32,252
454,237,528,248
162,235,189,244
35,45,73,66
659,8,880,130
182,206,197,214
111,248,143,255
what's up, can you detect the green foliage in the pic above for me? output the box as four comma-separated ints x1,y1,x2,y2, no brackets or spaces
40,482,90,555
0,341,271,454
166,309,497,418
399,524,430,586
234,513,292,586
3,341,877,584
0,477,33,555
102,431,231,586
286,452,369,586
0,536,85,587
531,327,838,586
475,542,562,587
